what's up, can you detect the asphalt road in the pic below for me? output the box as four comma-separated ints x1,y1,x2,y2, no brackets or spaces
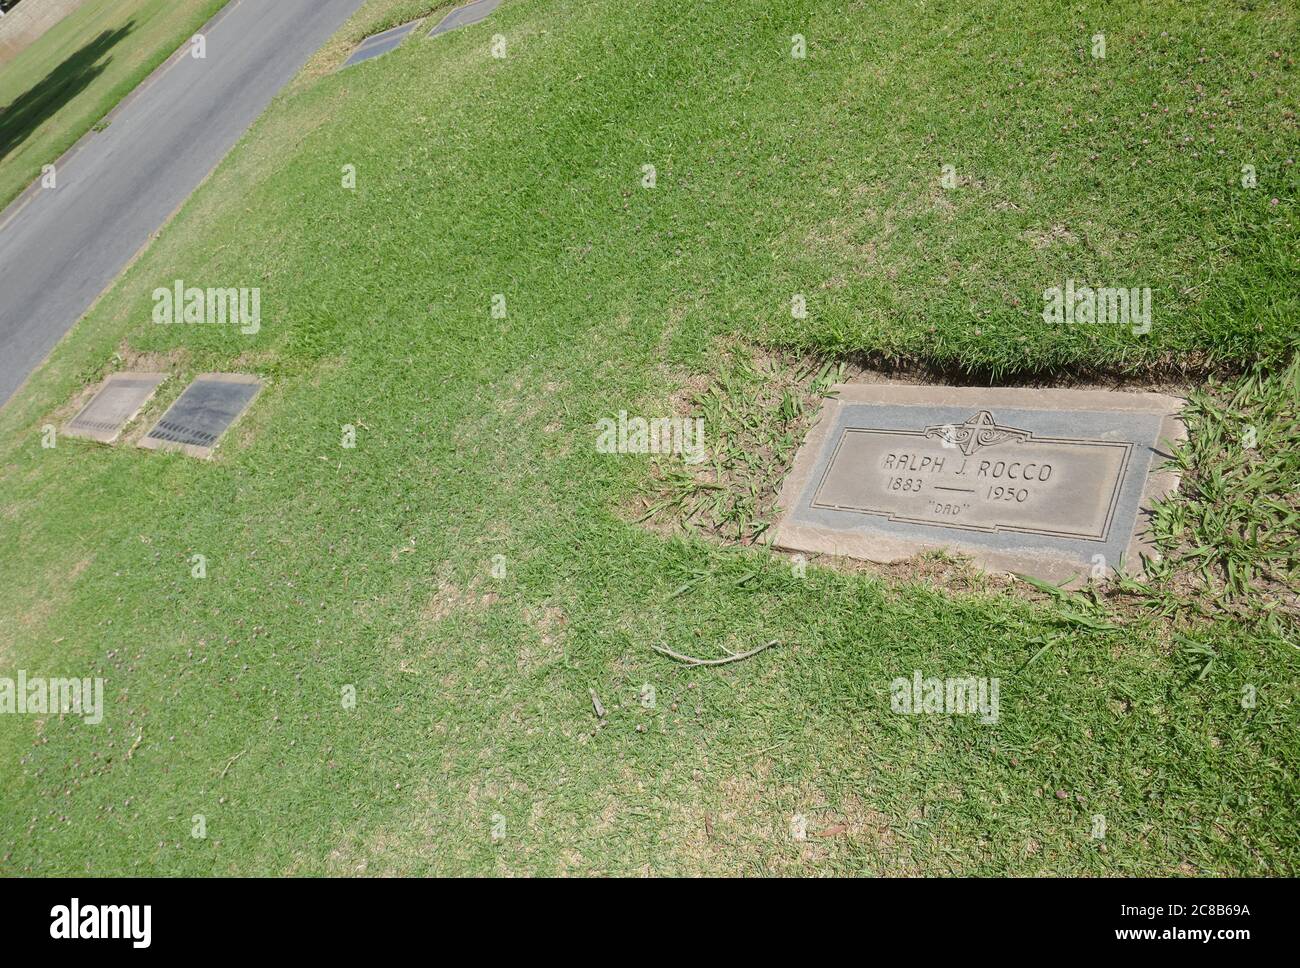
0,0,368,408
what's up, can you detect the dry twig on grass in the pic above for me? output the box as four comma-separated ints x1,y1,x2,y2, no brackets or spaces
653,639,779,666
218,749,247,779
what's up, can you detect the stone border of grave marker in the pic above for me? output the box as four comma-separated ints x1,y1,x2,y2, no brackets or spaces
63,372,167,444
772,384,1188,584
138,373,263,460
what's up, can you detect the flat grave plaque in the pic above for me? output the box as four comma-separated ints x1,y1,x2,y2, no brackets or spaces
428,0,501,38
139,374,262,459
341,20,421,68
64,373,167,443
773,385,1187,582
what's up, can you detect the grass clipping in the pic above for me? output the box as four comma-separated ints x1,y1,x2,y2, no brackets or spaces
635,349,843,547
1141,356,1300,616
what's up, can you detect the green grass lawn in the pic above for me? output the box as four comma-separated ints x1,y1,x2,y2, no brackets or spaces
0,0,228,211
0,0,1296,875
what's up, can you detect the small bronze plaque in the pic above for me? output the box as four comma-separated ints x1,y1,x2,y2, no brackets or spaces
139,373,262,459
428,0,501,38
64,373,167,444
341,20,421,69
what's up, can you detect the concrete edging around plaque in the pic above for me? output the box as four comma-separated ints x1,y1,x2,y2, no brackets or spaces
63,373,168,444
772,384,1188,584
138,373,263,460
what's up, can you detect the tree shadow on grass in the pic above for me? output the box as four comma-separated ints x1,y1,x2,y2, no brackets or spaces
0,21,136,161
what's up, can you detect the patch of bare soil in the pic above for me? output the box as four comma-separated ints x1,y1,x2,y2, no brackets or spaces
421,577,499,624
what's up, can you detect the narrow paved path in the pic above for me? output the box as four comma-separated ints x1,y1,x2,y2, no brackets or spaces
0,0,368,408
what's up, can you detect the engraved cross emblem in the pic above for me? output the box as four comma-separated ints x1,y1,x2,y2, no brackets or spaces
924,410,1032,456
